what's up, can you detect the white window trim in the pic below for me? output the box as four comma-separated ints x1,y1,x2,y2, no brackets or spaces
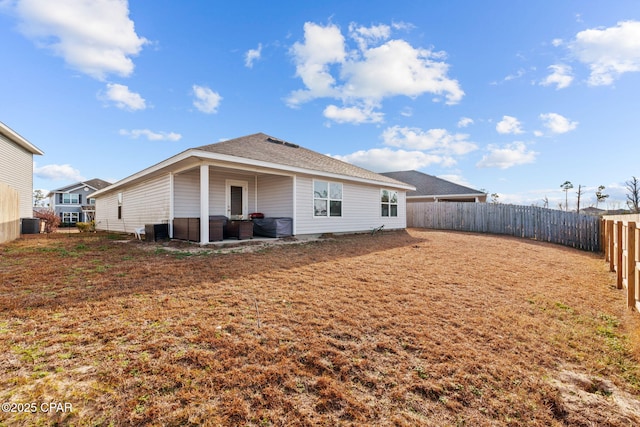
62,212,80,223
381,189,399,217
61,193,80,204
313,180,343,218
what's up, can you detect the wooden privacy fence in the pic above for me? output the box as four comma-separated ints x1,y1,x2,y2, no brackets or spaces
407,202,601,252
0,182,20,244
602,214,640,311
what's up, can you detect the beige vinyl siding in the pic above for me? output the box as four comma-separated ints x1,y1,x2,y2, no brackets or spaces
209,170,256,216
256,175,294,217
173,168,259,217
294,175,407,235
0,135,35,218
174,170,200,217
95,175,170,233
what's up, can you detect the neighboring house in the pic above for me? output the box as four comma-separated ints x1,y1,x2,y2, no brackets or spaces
48,179,112,224
380,170,487,203
91,133,415,243
0,121,44,218
0,121,44,243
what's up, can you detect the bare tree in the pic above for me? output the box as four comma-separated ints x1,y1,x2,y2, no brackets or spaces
33,189,47,207
490,193,500,204
595,185,609,209
576,184,584,214
543,196,549,209
626,176,640,213
561,181,573,212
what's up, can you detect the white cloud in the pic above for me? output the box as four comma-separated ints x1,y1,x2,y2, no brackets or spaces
192,84,222,114
244,43,262,68
540,64,573,89
476,141,537,169
101,83,146,110
348,22,390,50
9,0,148,80
34,162,85,181
287,21,464,122
323,104,384,124
569,20,640,86
340,39,464,103
119,129,182,141
457,117,474,128
539,112,578,134
382,126,477,155
331,147,450,172
287,22,346,106
496,115,524,134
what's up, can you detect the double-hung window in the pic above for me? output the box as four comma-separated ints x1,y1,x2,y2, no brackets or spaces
381,189,398,217
61,193,80,204
62,212,79,223
314,181,342,217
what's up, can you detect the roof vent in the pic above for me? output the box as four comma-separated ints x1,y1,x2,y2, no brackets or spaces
267,137,299,148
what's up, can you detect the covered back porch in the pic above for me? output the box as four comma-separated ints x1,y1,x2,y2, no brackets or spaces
170,163,295,244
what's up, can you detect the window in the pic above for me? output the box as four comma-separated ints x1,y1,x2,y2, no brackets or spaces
314,181,342,217
61,212,79,223
381,189,398,217
117,192,123,220
61,193,80,204
88,198,96,205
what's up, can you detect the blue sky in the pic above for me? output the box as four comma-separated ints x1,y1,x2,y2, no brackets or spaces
1,0,639,210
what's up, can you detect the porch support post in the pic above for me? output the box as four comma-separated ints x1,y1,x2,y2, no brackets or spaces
200,164,209,244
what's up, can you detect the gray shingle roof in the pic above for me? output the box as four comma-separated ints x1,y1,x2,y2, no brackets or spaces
50,179,112,194
380,170,485,197
195,133,407,186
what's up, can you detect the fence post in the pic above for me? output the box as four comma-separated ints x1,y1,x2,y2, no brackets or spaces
616,221,623,289
627,222,636,309
636,226,640,312
607,220,615,270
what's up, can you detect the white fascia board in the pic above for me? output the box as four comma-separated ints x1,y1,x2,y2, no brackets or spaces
92,149,416,198
193,151,416,190
0,122,44,155
91,149,196,198
408,193,486,199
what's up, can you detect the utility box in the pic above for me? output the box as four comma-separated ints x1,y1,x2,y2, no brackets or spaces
145,223,169,241
21,218,40,234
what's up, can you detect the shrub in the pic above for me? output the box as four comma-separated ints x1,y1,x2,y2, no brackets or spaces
76,222,90,232
34,209,61,234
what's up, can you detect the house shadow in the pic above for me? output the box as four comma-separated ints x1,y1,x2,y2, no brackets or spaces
1,229,428,313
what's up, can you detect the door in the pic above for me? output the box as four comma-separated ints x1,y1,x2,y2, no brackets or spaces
226,180,249,219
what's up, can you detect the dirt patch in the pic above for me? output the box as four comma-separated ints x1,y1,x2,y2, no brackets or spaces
1,229,639,426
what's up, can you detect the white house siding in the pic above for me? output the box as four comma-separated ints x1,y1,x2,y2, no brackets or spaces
209,169,257,216
173,168,262,218
174,170,200,217
0,134,35,218
256,175,294,217
294,175,407,235
95,175,171,233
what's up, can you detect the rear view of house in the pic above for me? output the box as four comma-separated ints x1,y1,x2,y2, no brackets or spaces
91,133,415,243
0,121,44,243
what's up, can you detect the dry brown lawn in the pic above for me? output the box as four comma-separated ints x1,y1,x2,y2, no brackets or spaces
1,228,640,426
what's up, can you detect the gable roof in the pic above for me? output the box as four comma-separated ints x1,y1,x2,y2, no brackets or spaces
0,121,44,155
195,133,407,186
92,133,414,197
48,179,112,195
380,170,485,198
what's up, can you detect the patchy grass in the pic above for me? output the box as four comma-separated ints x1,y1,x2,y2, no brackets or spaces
1,229,640,426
